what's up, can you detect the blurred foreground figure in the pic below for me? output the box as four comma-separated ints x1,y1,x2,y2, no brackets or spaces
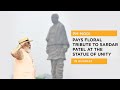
11,37,35,79
46,14,69,79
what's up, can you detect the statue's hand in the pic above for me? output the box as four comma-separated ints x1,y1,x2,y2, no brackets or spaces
63,45,68,52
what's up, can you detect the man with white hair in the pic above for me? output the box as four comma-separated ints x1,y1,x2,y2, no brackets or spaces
46,14,69,79
11,37,35,79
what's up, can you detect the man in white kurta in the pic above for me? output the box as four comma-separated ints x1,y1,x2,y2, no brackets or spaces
46,14,69,79
11,37,35,79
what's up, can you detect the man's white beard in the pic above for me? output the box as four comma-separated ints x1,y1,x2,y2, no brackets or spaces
24,46,31,53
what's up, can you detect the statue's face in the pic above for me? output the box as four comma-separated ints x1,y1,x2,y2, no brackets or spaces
51,14,59,24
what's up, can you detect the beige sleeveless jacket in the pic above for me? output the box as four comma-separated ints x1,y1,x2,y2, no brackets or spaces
13,49,35,79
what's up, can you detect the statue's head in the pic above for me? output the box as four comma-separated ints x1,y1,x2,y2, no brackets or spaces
51,13,59,24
